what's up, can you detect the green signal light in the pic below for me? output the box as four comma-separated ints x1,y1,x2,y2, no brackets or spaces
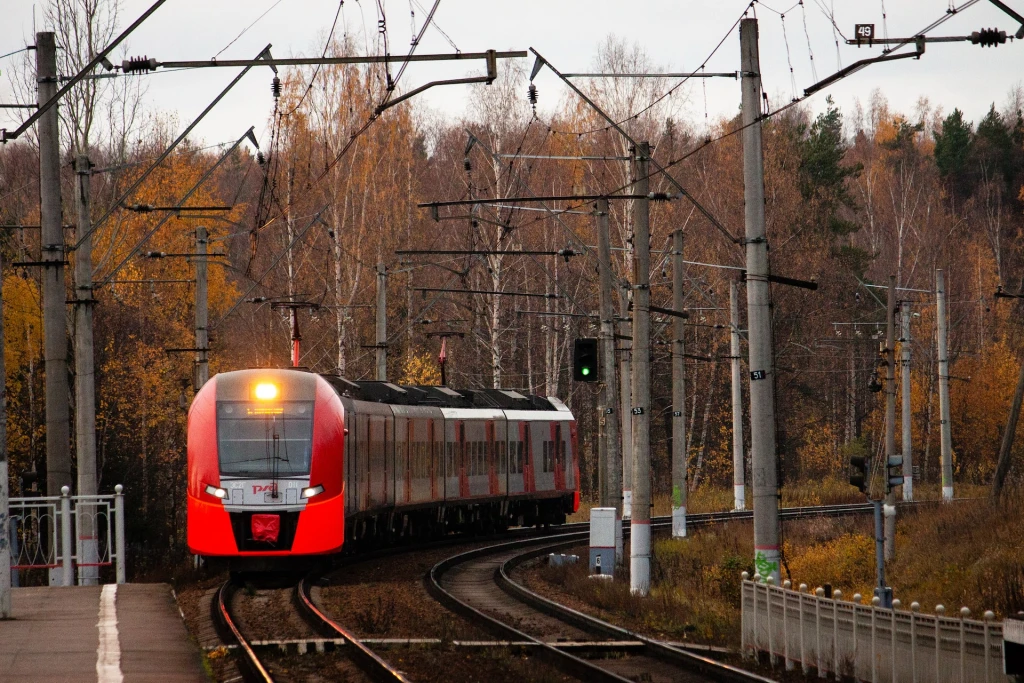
581,367,590,376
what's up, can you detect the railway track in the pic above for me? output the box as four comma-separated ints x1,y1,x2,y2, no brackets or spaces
209,501,898,681
211,576,410,682
426,502,886,683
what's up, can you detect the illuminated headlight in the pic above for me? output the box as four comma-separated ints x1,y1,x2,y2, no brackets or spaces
205,484,228,499
301,484,325,499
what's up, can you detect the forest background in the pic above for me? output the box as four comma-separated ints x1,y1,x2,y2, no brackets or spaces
1,1,1024,576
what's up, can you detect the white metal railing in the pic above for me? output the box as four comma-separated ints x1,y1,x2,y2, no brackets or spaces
741,573,1008,682
7,485,125,586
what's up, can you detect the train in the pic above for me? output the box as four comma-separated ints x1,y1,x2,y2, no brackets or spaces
187,368,580,571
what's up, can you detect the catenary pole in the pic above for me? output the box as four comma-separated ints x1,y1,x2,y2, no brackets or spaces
884,276,897,561
936,269,954,500
74,155,99,585
671,229,687,538
0,249,9,616
740,18,781,584
630,142,652,595
195,227,209,389
901,300,914,501
38,35,73,586
731,281,746,510
596,199,621,514
619,284,633,520
376,262,387,380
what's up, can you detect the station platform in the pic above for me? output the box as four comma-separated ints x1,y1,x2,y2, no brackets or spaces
0,583,208,683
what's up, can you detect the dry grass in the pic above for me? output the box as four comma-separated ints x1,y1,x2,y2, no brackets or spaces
541,487,1023,648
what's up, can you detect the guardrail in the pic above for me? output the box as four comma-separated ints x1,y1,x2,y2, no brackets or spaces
8,485,125,586
741,574,1007,682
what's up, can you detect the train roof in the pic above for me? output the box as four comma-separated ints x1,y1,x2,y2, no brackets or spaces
318,375,562,412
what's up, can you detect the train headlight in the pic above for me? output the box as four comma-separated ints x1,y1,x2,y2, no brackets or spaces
301,484,325,499
254,382,279,401
204,484,228,499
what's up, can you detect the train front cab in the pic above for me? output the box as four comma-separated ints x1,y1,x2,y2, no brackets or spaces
187,369,346,568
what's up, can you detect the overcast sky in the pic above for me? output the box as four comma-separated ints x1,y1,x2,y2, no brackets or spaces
2,0,1022,151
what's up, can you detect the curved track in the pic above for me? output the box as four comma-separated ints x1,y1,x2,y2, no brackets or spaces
212,580,275,683
427,502,887,683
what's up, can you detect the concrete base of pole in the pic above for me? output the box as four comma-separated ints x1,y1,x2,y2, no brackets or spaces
629,521,650,596
943,486,953,501
0,458,9,618
671,505,686,538
754,547,781,586
615,514,623,566
734,484,746,511
622,490,632,519
902,477,913,502
883,504,896,562
78,538,99,586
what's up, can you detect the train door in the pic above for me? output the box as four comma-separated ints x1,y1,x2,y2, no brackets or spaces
507,420,523,495
534,420,554,492
343,400,358,515
520,421,535,493
384,411,393,507
429,418,439,501
402,417,412,504
486,420,498,496
552,422,566,491
458,421,469,498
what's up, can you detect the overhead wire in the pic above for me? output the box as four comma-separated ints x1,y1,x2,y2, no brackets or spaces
212,0,285,60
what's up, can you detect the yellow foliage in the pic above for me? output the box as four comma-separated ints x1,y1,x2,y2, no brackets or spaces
2,274,42,374
398,349,441,386
785,533,877,595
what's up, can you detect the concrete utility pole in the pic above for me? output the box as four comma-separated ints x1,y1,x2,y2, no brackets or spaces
936,269,954,501
619,284,633,520
74,156,99,585
730,281,746,511
376,262,387,381
740,18,781,584
884,276,897,561
671,229,687,538
195,227,209,389
38,31,72,502
596,199,621,513
900,300,914,501
0,249,10,617
630,142,652,595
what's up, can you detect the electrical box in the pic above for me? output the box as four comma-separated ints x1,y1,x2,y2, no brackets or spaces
589,507,617,578
1005,616,1024,675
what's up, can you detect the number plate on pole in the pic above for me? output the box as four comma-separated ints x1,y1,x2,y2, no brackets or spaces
855,24,875,44
631,407,644,416
750,370,766,381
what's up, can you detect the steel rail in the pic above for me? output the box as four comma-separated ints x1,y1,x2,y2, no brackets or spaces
295,576,412,682
212,581,275,683
427,502,906,683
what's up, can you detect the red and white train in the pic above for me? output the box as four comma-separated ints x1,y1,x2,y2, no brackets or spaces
187,368,579,570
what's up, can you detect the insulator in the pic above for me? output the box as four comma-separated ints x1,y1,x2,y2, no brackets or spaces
256,151,266,166
121,56,157,73
463,158,472,172
271,76,282,98
527,83,538,105
971,28,1007,47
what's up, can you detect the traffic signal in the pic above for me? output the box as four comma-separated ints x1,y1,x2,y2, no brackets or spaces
849,456,868,494
573,338,599,382
886,456,904,493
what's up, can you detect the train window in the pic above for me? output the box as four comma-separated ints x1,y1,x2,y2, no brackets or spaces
216,401,314,476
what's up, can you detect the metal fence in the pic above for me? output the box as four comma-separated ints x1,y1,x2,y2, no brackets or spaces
741,575,1008,682
8,485,125,586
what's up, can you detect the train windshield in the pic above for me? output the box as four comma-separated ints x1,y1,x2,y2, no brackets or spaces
216,401,314,476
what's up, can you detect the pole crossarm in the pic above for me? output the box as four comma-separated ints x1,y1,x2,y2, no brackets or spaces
562,71,742,78
396,248,580,257
529,47,741,246
411,287,558,299
1,0,168,141
419,193,663,209
143,50,525,70
804,41,925,96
